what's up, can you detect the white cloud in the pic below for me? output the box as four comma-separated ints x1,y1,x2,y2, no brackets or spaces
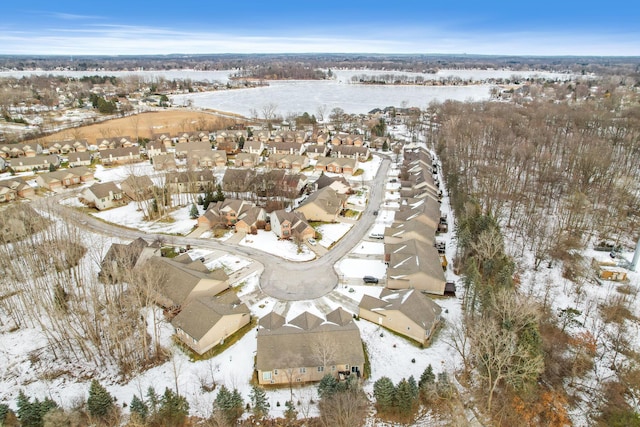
0,25,638,56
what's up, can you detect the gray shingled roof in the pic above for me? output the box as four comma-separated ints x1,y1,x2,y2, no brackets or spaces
171,293,249,340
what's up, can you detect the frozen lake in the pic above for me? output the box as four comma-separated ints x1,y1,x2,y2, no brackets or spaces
171,79,493,116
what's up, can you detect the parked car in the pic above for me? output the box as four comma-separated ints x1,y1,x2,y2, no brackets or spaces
369,232,384,239
307,237,317,246
363,276,379,284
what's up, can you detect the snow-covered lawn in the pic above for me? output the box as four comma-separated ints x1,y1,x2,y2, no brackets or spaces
336,258,387,280
92,201,198,235
239,230,315,261
316,222,352,248
352,241,384,255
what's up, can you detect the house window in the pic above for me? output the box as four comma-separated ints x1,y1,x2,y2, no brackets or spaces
331,365,336,371
299,368,306,374
317,366,324,372
262,372,272,381
296,378,301,382
407,326,411,330
345,364,350,370
274,369,278,376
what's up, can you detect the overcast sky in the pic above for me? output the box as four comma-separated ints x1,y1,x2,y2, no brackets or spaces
1,0,639,56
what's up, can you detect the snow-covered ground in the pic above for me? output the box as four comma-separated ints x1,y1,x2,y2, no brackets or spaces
239,230,315,261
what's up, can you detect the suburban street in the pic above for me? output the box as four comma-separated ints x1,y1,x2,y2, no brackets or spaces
42,155,392,301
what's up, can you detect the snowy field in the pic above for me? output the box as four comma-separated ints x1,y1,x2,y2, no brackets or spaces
316,223,353,248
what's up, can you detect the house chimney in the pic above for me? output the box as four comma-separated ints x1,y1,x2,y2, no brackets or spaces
631,238,640,271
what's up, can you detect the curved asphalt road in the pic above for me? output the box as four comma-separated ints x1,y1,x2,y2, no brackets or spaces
40,155,391,301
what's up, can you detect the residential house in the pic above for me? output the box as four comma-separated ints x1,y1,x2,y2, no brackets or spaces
172,291,250,355
384,239,446,295
18,143,42,157
270,141,305,156
0,177,35,201
187,149,227,169
305,144,328,160
81,181,125,210
217,138,239,154
0,157,7,172
222,168,257,198
120,174,155,200
96,136,134,150
36,167,94,191
99,237,160,283
175,141,211,158
10,154,60,172
197,199,265,232
269,210,315,241
314,173,352,195
151,133,173,148
314,157,357,175
265,154,309,172
345,134,364,146
67,152,92,167
253,130,271,143
358,288,442,345
234,152,260,168
166,170,215,193
295,187,347,222
394,198,441,232
99,147,141,166
151,153,177,171
256,308,365,385
243,140,265,155
282,173,308,197
383,220,435,246
146,255,229,310
332,145,370,162
146,141,167,158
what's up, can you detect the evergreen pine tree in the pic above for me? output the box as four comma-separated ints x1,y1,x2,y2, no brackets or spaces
130,395,148,422
0,403,8,424
158,388,189,427
238,136,245,150
229,388,244,424
146,386,159,415
373,377,396,412
87,380,114,420
16,391,58,427
197,195,204,205
203,190,214,209
408,375,419,399
418,364,435,389
317,374,338,399
249,384,269,419
215,184,225,203
395,378,416,416
436,371,453,399
189,203,199,219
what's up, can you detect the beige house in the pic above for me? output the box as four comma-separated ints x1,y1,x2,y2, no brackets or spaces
147,255,229,310
174,141,211,158
0,177,35,202
243,140,265,155
172,291,250,355
67,152,92,167
359,288,442,346
295,187,347,223
198,199,264,231
166,170,215,193
234,152,260,168
332,145,370,161
265,154,309,172
305,144,329,159
99,237,160,283
99,147,141,165
314,156,357,175
383,219,435,246
269,210,315,241
151,153,177,171
10,154,60,172
384,239,446,295
187,149,227,169
314,173,352,195
82,181,125,210
256,308,365,385
36,167,94,191
96,136,134,150
120,174,155,200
